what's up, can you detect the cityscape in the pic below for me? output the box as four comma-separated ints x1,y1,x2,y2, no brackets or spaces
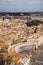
0,0,43,65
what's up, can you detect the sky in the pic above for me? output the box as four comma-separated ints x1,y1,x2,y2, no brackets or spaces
0,0,43,12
